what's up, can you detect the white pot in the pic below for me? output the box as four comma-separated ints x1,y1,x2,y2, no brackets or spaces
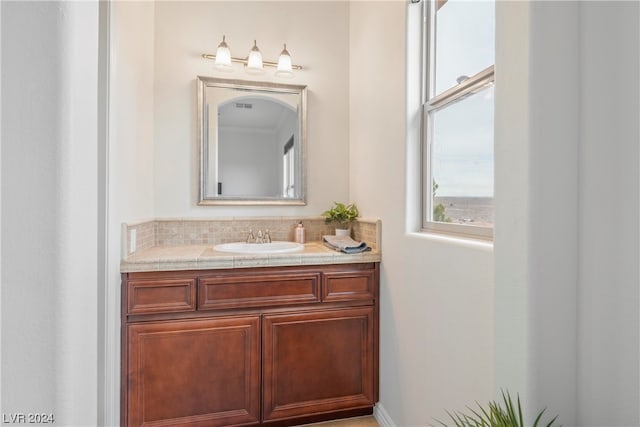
335,228,351,237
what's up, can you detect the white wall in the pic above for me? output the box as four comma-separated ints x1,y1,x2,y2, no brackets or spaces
578,2,639,425
495,1,581,422
1,1,100,424
218,128,279,196
492,2,532,411
350,2,495,425
495,2,640,426
152,1,350,217
109,1,155,224
105,2,156,425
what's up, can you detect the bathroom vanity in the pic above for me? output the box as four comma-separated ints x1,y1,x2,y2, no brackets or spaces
120,219,381,427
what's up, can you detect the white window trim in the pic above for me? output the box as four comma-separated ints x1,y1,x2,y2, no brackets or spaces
420,0,495,241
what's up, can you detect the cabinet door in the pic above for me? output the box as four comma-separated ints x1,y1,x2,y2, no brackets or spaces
262,307,374,421
126,316,260,427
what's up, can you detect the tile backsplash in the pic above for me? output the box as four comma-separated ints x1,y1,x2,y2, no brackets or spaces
123,217,381,257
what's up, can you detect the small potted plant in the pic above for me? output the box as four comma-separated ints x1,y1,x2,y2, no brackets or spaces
322,202,359,237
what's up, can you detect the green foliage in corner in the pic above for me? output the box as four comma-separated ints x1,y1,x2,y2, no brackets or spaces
433,203,452,223
432,180,451,223
433,391,560,427
322,202,359,229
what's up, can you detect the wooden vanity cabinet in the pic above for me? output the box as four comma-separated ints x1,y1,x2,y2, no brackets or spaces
121,263,379,427
126,316,261,427
262,307,374,421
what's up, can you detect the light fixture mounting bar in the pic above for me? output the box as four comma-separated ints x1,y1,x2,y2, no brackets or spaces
202,53,303,70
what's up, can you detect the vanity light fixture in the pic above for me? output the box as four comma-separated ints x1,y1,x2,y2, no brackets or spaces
214,35,233,71
246,40,264,74
202,36,303,78
275,44,294,78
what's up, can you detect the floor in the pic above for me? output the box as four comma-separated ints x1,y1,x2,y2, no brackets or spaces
300,415,379,427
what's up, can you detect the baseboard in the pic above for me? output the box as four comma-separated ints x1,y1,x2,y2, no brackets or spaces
373,403,396,427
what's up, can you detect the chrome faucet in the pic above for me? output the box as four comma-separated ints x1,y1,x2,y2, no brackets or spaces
247,229,271,244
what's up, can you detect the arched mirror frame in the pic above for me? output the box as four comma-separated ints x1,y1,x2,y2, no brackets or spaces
197,76,307,205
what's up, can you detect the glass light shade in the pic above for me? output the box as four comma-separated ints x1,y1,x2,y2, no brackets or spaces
245,40,264,74
214,36,233,71
275,44,294,78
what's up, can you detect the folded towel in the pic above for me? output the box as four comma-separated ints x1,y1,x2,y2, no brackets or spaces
322,235,371,254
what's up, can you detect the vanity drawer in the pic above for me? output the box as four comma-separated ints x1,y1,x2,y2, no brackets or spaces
198,272,321,310
322,270,375,303
127,278,197,315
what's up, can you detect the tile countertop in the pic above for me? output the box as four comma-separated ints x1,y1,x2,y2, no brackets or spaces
120,241,381,273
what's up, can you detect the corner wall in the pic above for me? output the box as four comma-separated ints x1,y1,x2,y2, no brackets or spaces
349,2,495,425
578,2,639,424
106,2,156,424
495,1,581,422
494,2,640,426
1,1,100,424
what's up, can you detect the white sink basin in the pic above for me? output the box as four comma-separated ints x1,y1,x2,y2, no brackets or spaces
214,241,304,254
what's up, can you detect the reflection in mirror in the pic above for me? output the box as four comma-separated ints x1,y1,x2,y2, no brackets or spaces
198,77,307,205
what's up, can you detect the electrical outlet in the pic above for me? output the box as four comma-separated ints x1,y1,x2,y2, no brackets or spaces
130,229,137,254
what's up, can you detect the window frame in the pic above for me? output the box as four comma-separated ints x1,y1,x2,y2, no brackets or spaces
420,0,495,240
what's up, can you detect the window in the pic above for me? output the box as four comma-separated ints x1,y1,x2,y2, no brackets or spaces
421,0,495,239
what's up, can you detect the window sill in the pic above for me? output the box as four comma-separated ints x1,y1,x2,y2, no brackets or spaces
408,229,494,251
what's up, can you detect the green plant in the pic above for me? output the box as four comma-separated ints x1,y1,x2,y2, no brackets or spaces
433,203,452,223
322,202,359,229
433,391,560,427
432,180,451,223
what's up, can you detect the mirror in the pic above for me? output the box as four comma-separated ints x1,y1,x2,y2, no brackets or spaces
197,76,307,205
